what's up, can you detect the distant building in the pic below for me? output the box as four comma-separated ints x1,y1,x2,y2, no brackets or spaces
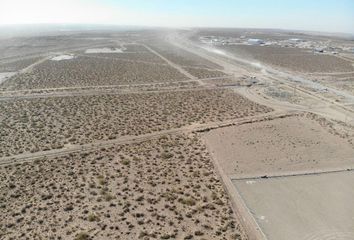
248,39,264,45
314,48,325,53
288,38,303,44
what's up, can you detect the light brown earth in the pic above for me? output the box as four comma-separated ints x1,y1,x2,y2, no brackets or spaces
1,28,354,240
0,30,257,240
221,45,354,73
0,57,43,72
183,28,354,240
146,40,223,70
203,114,354,178
183,67,228,79
0,89,271,157
0,134,243,240
233,171,354,240
2,56,189,90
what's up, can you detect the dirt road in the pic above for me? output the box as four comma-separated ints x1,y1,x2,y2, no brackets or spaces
168,31,354,125
0,110,290,166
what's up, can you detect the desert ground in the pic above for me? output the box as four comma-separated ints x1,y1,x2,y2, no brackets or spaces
1,28,354,240
203,113,354,178
0,89,270,157
1,134,244,239
185,28,354,240
233,171,354,240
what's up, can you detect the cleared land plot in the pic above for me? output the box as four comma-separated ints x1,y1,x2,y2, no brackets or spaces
233,171,354,240
221,45,354,73
80,44,165,64
1,56,188,90
0,89,272,157
204,115,354,177
0,134,243,240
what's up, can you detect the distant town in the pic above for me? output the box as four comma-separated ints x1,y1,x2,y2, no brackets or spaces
200,34,354,55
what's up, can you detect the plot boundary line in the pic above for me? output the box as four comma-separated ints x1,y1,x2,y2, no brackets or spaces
230,167,354,181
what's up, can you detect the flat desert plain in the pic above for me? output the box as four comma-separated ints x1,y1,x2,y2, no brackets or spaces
203,114,354,178
1,28,354,240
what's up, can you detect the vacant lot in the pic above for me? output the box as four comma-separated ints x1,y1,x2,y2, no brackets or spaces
0,89,272,157
2,56,188,90
221,45,354,73
233,171,354,240
0,134,243,239
204,114,354,177
80,44,166,64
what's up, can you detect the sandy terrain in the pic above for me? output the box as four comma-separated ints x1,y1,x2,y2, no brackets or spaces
146,40,223,70
221,45,354,73
0,134,243,239
85,48,123,53
183,67,227,79
203,114,354,177
0,72,16,85
305,73,354,95
0,89,271,157
0,57,43,72
172,28,354,240
233,171,354,240
1,27,353,240
51,55,76,61
1,56,189,89
81,51,166,64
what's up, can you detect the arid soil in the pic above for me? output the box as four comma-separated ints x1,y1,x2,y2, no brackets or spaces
0,134,243,240
0,89,272,157
204,114,354,177
80,45,166,64
3,28,353,240
307,73,354,95
2,56,189,90
0,57,43,72
233,171,354,240
146,40,223,70
221,45,354,73
183,67,227,79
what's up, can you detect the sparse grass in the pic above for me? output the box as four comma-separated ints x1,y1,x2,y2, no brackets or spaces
3,56,188,90
0,134,242,239
121,159,130,166
103,193,114,201
0,33,247,240
0,89,271,157
74,232,90,240
161,152,174,159
87,213,99,222
179,197,196,206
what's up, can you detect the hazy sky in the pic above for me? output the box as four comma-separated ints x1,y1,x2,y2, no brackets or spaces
1,0,354,33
